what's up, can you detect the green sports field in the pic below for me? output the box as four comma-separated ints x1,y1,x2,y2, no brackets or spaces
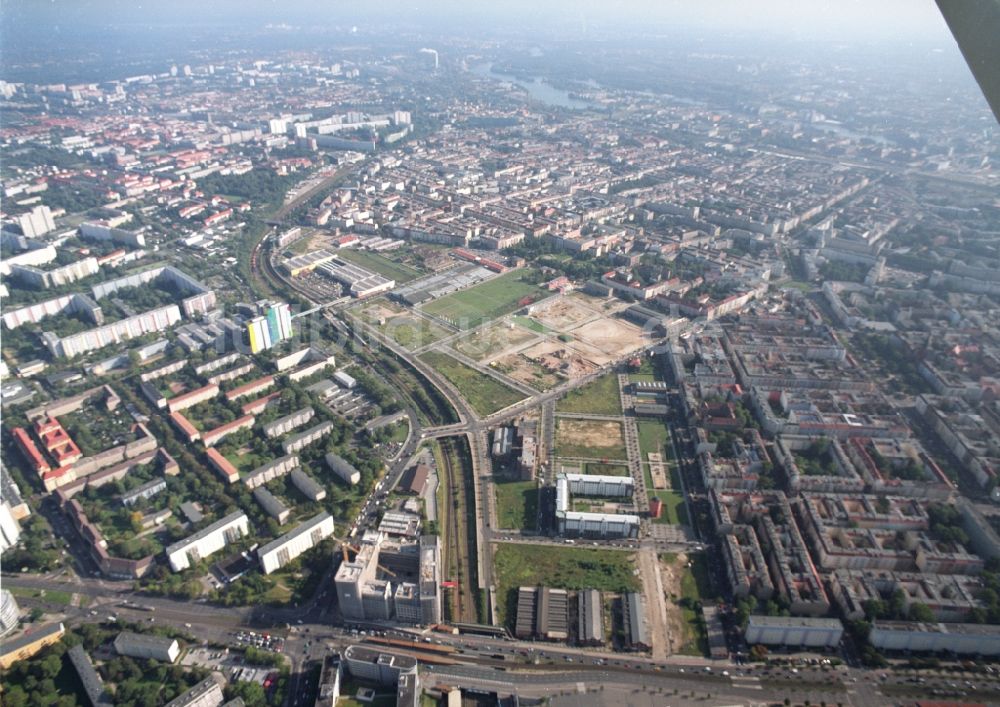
421,270,546,329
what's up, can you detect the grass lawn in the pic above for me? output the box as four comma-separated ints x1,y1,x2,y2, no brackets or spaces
382,315,452,350
420,351,526,416
650,490,688,525
388,421,409,444
556,374,622,416
511,315,549,333
264,580,293,604
422,270,546,329
9,586,73,605
493,544,639,627
336,248,422,284
636,420,671,460
494,480,538,530
227,450,271,473
554,419,627,460
584,462,630,476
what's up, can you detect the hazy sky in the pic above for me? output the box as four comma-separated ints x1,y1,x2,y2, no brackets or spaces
1,0,952,41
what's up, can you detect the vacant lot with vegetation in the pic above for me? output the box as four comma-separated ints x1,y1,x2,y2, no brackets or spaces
556,373,622,416
420,351,526,416
554,419,627,460
494,543,639,626
494,480,538,531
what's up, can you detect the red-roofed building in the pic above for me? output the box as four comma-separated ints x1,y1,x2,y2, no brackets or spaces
224,375,275,402
241,391,282,416
206,448,239,484
12,427,50,475
34,415,83,466
41,465,77,493
202,415,255,447
169,412,201,443
167,383,219,413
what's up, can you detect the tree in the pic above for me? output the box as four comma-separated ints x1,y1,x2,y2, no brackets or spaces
909,602,935,623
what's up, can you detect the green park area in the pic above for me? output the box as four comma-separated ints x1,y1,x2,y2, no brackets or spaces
556,373,622,416
637,420,672,461
422,270,545,329
420,351,526,416
651,490,688,525
494,543,639,627
494,480,538,531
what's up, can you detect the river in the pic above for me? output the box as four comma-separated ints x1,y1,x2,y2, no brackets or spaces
470,63,594,110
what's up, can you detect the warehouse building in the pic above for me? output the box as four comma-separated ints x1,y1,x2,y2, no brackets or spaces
317,258,395,298
515,586,570,641
166,511,250,572
258,512,334,574
744,616,843,650
578,589,604,646
622,592,649,651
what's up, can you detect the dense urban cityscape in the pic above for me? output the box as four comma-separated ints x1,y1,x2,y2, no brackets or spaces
1,2,999,706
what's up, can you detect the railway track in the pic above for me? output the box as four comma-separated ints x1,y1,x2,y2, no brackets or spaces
438,437,479,624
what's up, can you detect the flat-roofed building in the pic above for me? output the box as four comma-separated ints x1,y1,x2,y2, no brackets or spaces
262,407,314,438
283,421,334,454
164,673,226,707
121,478,167,507
290,468,326,501
0,622,65,669
166,511,249,572
113,631,180,663
258,512,334,574
342,644,417,693
315,653,343,706
745,616,843,649
870,620,1000,656
325,452,361,485
253,487,290,524
67,644,113,707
